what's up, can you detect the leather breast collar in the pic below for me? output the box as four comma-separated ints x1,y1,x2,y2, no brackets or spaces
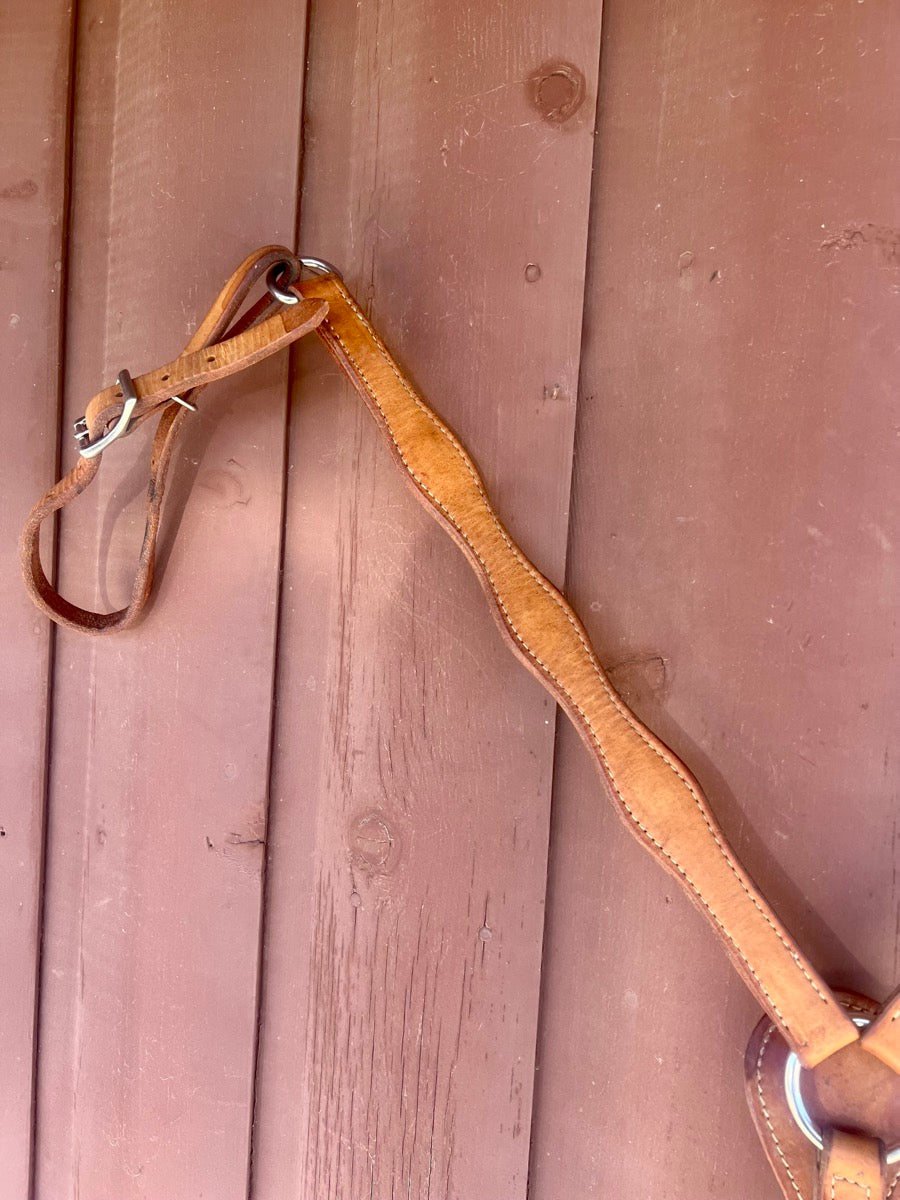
22,246,900,1199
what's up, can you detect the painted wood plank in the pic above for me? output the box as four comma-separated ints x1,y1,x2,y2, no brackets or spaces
251,3,604,1197
33,2,310,1197
530,1,900,1197
0,2,74,1195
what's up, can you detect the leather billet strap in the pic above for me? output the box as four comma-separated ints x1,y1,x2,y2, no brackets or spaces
20,246,327,632
18,250,868,1048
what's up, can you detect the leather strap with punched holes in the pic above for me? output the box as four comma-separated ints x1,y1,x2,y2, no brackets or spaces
21,247,900,1197
20,245,327,632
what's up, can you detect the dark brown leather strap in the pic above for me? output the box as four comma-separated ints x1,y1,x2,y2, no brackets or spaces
20,246,327,632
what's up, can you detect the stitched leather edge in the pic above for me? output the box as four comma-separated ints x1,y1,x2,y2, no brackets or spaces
311,276,850,1058
754,1013,900,1200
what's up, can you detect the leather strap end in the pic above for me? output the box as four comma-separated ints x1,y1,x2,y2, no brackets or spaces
817,1130,886,1200
20,253,327,635
80,296,328,440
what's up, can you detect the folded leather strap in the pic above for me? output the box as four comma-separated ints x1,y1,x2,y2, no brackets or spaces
20,246,327,632
746,992,900,1200
817,1131,885,1200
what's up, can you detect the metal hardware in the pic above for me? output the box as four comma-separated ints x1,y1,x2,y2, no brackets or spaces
266,264,299,305
299,256,341,278
266,256,342,305
74,373,199,457
783,1015,900,1165
75,254,339,457
76,369,140,458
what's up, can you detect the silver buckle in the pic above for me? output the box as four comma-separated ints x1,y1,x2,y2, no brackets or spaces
74,369,196,458
74,369,140,459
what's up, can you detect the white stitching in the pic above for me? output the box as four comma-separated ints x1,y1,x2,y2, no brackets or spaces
323,286,833,1027
323,282,839,1037
756,1023,805,1200
756,1009,900,1200
831,1178,870,1199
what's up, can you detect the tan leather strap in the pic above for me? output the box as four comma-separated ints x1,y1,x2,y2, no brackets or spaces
817,1131,885,1200
291,273,859,1067
861,987,900,1072
745,994,900,1200
20,246,327,632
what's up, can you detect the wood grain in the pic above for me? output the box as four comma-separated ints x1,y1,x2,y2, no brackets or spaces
530,1,900,1197
0,2,74,1194
251,2,604,1197
33,2,310,1197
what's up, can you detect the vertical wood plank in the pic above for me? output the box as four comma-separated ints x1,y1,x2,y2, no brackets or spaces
0,2,74,1195
34,2,309,1197
531,2,900,1197
252,3,604,1197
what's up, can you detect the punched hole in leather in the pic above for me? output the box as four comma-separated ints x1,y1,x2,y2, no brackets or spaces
20,246,328,633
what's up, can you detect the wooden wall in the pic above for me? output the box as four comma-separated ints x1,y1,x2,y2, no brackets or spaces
1,1,897,1198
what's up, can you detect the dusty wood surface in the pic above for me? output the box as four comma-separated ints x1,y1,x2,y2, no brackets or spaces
3,1,898,1198
250,3,603,1197
0,2,74,1194
529,2,900,1198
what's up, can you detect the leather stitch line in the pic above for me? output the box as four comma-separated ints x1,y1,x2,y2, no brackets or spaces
323,284,838,1032
756,1006,899,1200
756,1023,805,1200
321,312,793,1034
331,286,833,1013
831,1179,870,1199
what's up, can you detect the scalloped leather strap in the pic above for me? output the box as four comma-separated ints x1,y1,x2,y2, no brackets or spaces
297,272,859,1068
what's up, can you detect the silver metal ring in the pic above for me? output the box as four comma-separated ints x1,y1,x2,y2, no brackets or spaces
298,256,341,278
784,1015,900,1165
266,262,300,305
266,256,342,306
